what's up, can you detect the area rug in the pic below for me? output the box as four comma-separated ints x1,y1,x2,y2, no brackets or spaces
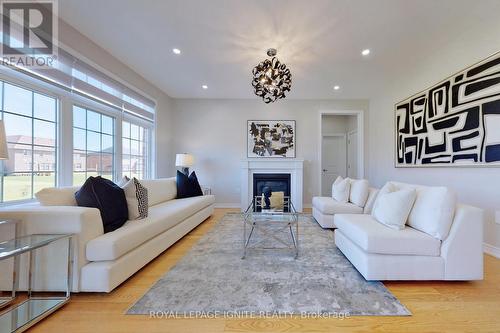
127,213,411,316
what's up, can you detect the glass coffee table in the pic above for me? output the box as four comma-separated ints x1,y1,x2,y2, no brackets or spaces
242,196,299,259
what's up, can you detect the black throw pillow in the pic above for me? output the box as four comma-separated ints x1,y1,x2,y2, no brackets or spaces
75,176,129,233
176,170,203,199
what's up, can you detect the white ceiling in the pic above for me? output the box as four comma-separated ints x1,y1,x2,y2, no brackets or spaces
59,0,500,99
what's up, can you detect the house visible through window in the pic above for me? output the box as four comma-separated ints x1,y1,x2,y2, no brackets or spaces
73,106,115,185
122,120,149,179
0,81,58,202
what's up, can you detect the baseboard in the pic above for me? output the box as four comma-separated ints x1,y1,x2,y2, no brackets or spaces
484,242,500,258
214,203,241,209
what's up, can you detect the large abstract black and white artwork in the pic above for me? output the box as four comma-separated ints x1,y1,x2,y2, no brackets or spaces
247,120,295,158
396,51,500,167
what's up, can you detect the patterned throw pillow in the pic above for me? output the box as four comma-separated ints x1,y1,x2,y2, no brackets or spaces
133,178,148,219
120,177,148,220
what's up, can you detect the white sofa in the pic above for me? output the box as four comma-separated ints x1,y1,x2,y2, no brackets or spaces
0,178,215,292
312,187,379,228
334,181,484,281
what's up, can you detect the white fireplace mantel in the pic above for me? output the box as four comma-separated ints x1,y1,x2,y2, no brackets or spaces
240,159,304,212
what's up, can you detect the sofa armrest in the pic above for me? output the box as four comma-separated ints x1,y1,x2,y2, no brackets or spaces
441,204,484,280
363,187,379,214
0,205,104,291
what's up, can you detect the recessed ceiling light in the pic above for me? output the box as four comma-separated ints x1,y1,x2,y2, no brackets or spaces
172,48,181,55
333,85,340,90
202,85,208,89
361,49,370,56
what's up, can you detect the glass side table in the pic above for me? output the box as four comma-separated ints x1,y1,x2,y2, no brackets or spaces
0,234,73,333
0,219,20,309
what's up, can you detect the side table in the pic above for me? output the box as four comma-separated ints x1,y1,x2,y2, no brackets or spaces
0,234,73,333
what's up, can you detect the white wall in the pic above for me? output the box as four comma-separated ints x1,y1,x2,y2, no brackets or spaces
321,115,356,134
58,19,176,177
172,99,369,206
368,19,500,249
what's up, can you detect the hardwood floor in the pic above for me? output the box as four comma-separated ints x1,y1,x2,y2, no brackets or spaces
28,208,500,333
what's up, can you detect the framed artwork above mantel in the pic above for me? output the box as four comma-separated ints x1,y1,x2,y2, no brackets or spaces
395,50,500,168
247,120,296,158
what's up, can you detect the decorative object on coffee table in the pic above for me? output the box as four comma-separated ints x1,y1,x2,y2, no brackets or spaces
175,153,194,175
247,120,295,158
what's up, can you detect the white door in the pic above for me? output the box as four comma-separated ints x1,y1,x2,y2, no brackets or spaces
347,130,358,178
321,135,347,196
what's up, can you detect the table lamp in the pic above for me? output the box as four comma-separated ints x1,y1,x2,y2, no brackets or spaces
175,153,194,176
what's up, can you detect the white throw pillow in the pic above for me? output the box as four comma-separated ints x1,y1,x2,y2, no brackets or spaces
35,186,80,206
117,176,130,187
405,184,456,240
121,178,149,220
372,185,417,230
332,176,351,203
349,179,369,207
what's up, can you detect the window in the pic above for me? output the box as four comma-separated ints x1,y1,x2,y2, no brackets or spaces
0,81,58,202
122,121,149,179
73,106,115,185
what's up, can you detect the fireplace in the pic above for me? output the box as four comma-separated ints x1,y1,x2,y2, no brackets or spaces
252,173,291,212
240,159,304,212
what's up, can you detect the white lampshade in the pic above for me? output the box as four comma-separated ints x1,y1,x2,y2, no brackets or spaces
0,120,8,160
175,153,194,167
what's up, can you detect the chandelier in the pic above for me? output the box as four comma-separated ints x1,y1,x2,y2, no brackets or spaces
252,48,292,103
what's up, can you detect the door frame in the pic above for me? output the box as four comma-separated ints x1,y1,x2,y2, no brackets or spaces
347,129,358,178
318,110,364,197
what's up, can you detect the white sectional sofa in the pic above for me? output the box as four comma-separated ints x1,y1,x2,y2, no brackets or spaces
334,181,484,281
0,178,215,292
312,186,379,228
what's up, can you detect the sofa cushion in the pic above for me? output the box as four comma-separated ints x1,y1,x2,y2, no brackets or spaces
312,197,363,215
372,184,417,230
363,188,379,214
334,214,441,256
390,182,456,240
349,179,369,207
332,176,351,203
75,177,128,233
86,195,215,261
140,178,177,206
35,186,80,206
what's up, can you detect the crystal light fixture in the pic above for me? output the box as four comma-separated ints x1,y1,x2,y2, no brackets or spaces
252,48,292,103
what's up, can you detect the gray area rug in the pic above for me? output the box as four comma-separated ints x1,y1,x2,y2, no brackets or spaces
128,213,410,316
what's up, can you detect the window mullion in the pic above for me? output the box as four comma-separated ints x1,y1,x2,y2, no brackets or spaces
31,92,34,198
115,114,122,181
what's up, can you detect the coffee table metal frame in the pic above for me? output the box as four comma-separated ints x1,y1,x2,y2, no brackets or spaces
242,196,299,259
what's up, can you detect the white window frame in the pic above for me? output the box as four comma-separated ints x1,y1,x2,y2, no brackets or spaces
0,67,156,205
0,75,60,205
121,113,154,180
